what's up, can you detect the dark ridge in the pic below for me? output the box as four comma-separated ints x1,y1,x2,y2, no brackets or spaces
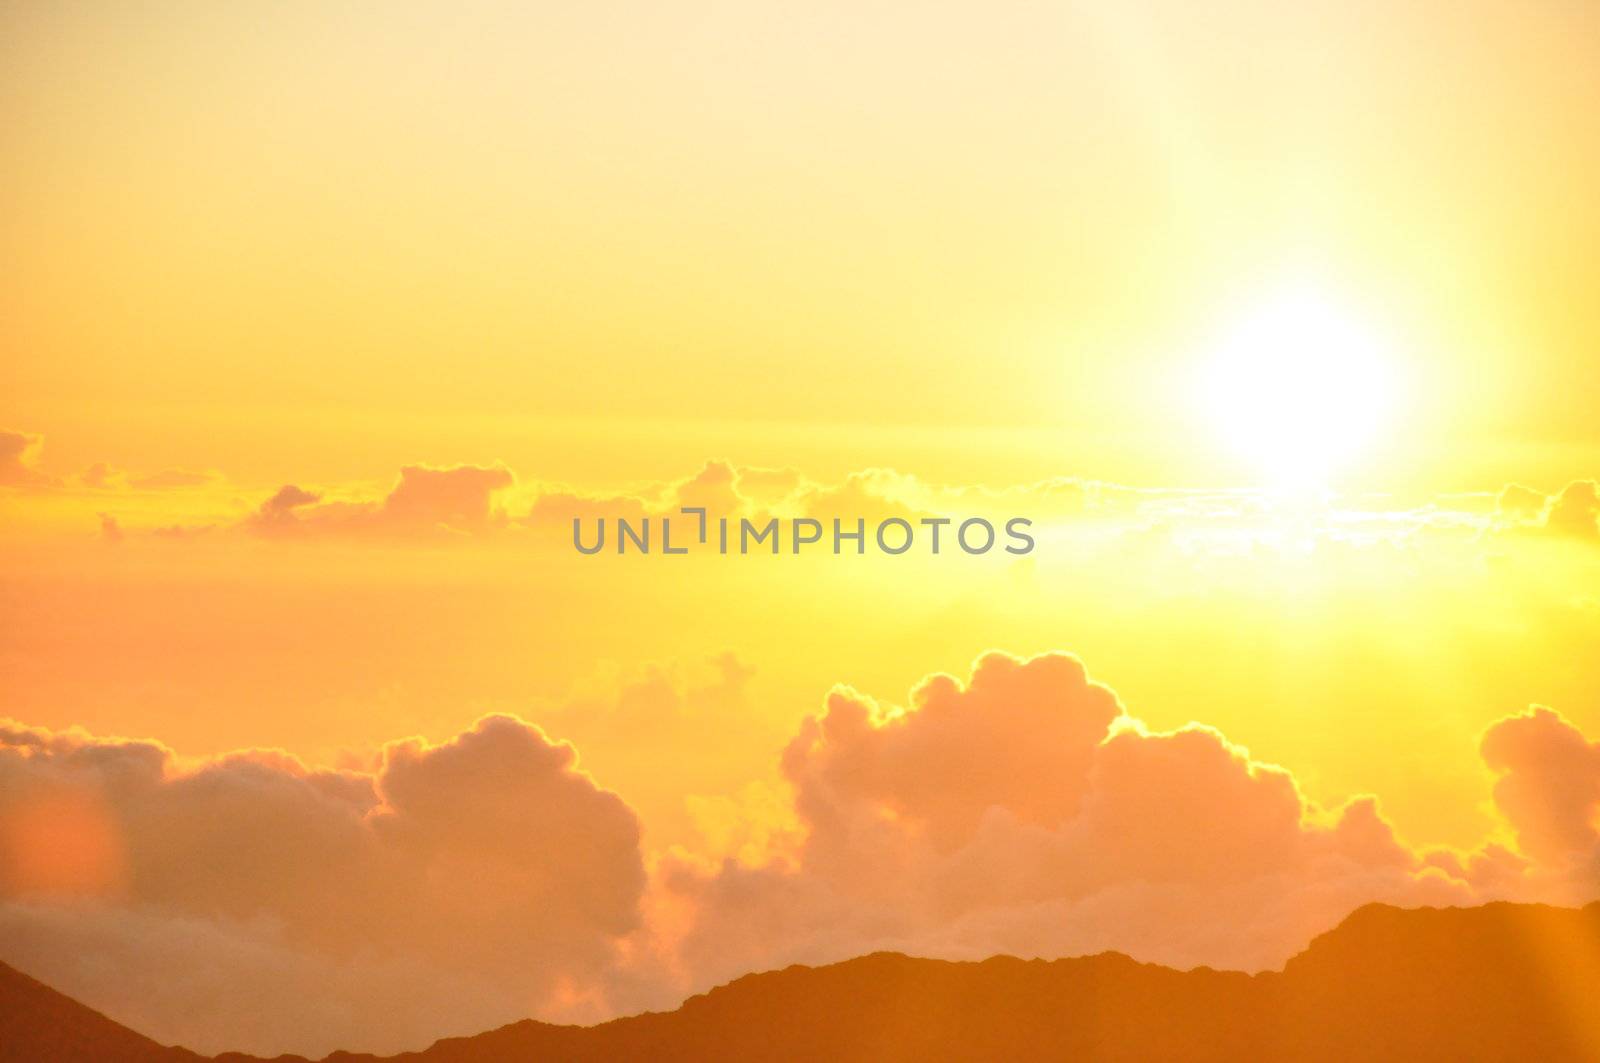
7,900,1600,1062
0,958,201,1063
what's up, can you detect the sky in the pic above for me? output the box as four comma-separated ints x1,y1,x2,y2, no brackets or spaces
4,0,1600,1057
6,0,1600,489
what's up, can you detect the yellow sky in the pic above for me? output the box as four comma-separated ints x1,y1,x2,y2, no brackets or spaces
6,0,1600,840
5,4,1600,1056
5,0,1600,836
4,0,1599,490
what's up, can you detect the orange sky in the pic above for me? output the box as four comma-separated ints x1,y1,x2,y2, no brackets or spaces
3,1,1600,1057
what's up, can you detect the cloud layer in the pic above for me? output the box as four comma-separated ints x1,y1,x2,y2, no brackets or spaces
8,423,1599,562
5,651,1600,1056
0,715,645,1054
663,653,1466,988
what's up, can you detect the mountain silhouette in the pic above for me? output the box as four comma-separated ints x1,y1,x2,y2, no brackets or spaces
0,958,200,1062
6,901,1600,1061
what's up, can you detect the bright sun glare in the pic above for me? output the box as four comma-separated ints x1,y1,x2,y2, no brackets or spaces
1200,287,1401,491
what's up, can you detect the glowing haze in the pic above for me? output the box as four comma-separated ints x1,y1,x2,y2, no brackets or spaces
3,0,1600,1057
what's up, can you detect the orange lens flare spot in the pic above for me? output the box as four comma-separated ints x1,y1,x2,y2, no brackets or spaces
2,787,128,899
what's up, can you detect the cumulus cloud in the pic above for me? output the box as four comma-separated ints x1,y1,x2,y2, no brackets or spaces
0,715,646,1056
5,651,1600,1057
1480,707,1600,872
663,652,1470,987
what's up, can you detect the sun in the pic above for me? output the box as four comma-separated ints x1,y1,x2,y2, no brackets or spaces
1197,286,1401,491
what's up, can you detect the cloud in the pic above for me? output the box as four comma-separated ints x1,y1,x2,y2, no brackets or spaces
785,654,1118,852
671,460,747,516
1492,480,1600,541
248,484,323,535
79,462,118,489
0,715,646,1056
244,464,514,540
524,461,754,543
10,446,1551,555
5,650,1600,1057
527,489,649,530
1496,482,1548,523
733,465,804,507
661,653,1473,991
0,900,532,1057
368,716,645,976
1480,707,1600,868
662,650,1600,991
796,468,928,524
379,464,515,531
1544,481,1600,540
0,430,57,488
